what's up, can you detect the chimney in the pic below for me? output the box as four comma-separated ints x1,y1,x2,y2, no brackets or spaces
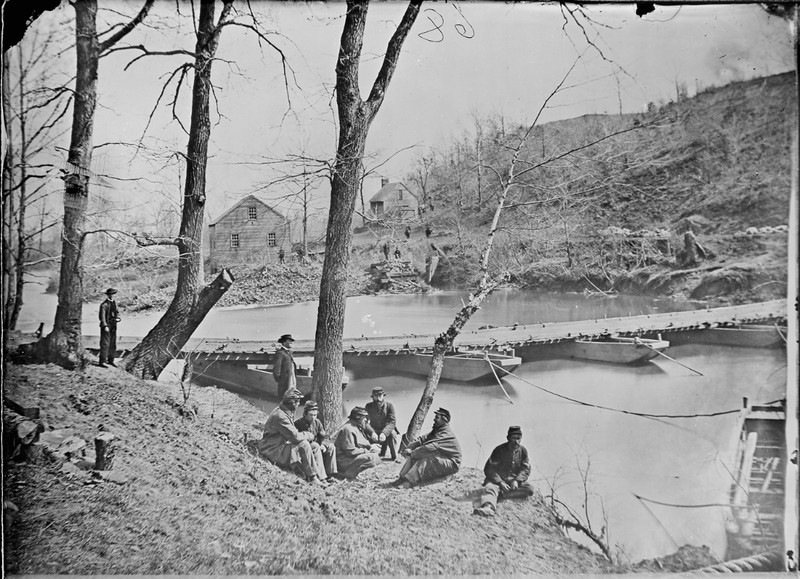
381,178,389,188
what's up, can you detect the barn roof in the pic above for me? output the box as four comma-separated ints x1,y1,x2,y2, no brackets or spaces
369,182,417,204
210,194,287,226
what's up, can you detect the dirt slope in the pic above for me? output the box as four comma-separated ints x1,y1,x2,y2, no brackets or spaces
3,361,615,575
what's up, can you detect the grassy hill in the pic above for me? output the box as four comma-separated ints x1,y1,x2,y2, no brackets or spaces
385,72,793,300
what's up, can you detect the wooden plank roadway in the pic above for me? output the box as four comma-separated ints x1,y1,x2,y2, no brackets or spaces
85,299,788,362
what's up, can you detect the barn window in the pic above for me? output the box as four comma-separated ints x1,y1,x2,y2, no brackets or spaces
267,233,276,247
398,189,403,201
248,206,257,220
230,234,240,248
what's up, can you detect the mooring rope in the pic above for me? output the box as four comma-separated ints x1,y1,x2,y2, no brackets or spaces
691,551,784,573
487,359,783,420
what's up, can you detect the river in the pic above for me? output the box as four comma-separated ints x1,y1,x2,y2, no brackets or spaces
18,281,787,561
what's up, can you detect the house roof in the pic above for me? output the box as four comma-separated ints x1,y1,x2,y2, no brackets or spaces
369,182,417,204
210,194,287,226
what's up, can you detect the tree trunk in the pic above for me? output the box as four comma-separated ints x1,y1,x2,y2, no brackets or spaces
121,0,232,380
2,55,16,341
33,0,152,370
123,269,233,378
311,0,420,431
10,46,29,331
38,0,100,370
403,279,502,442
405,152,516,441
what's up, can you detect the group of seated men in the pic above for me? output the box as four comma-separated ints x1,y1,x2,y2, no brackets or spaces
253,385,533,516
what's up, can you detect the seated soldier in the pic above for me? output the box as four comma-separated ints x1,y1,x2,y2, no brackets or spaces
364,386,400,461
391,407,461,489
255,388,327,485
295,400,337,480
473,425,535,516
335,406,381,479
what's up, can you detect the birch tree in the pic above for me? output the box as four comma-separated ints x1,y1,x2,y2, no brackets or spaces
312,0,422,430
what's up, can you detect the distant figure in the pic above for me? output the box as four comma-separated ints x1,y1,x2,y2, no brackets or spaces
787,550,797,572
278,248,285,264
295,400,337,480
391,407,461,489
33,322,44,339
473,426,535,517
404,225,411,240
364,387,400,461
394,247,401,260
425,224,432,238
335,407,381,479
272,333,297,400
382,242,390,261
257,388,328,485
98,288,120,368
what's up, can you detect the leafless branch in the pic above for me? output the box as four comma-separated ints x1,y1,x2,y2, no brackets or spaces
98,0,156,55
102,44,198,71
216,21,295,105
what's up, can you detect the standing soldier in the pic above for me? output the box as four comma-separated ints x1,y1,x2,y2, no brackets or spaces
404,225,411,239
272,334,297,400
98,288,120,368
278,248,285,264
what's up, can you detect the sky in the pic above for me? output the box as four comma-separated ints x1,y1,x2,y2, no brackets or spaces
19,1,795,229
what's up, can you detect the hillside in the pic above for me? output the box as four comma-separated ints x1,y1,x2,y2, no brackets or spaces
390,72,793,301
3,359,624,575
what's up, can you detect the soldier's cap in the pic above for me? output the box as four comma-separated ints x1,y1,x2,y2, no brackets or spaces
282,388,304,401
433,407,451,422
348,406,368,420
371,386,385,396
507,425,523,438
105,288,117,295
303,400,319,411
278,334,294,343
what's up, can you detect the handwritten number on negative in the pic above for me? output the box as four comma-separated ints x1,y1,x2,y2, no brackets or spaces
418,6,474,43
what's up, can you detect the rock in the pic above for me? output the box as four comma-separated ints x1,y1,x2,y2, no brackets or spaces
3,500,19,530
58,436,87,459
60,462,86,477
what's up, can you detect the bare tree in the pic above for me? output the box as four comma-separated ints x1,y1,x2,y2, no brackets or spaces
34,0,154,369
2,28,71,337
312,0,422,430
404,60,587,441
120,0,241,379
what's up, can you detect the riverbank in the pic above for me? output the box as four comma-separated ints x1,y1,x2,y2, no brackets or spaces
4,357,618,574
3,351,731,574
79,223,788,316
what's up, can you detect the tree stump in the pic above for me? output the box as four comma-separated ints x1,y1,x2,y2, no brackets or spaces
94,432,116,470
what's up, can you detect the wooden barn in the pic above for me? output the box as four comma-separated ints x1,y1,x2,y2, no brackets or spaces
368,179,418,222
207,195,290,271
